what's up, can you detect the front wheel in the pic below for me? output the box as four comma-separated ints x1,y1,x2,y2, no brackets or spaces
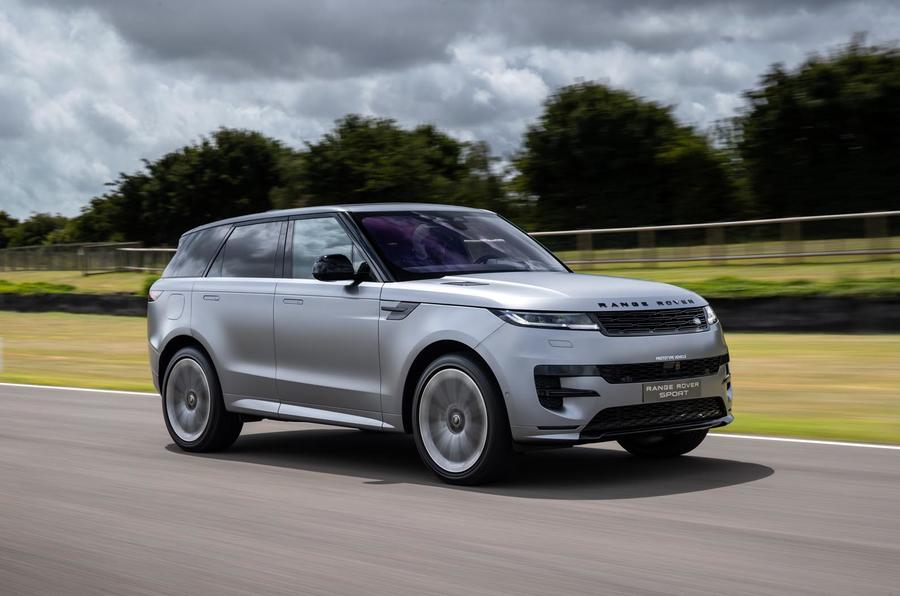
162,346,242,452
412,353,511,485
617,428,708,458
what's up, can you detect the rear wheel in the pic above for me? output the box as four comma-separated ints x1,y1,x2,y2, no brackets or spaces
412,353,511,485
617,429,708,458
162,346,242,452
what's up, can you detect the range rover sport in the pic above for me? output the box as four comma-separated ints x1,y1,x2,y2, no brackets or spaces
148,204,733,484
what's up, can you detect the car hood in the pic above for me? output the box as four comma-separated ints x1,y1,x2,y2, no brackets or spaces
380,271,706,312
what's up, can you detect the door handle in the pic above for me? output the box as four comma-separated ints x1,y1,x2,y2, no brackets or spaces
202,294,220,302
282,298,304,305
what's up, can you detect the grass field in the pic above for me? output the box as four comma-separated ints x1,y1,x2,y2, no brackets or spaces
578,258,900,283
0,312,152,391
556,235,900,264
0,312,897,444
2,256,900,297
577,258,900,297
0,270,153,294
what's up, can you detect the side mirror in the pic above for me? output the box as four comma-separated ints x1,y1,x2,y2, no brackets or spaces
353,261,374,284
312,254,355,282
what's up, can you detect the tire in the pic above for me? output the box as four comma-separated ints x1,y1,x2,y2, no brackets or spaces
412,352,511,485
162,346,242,452
617,428,708,458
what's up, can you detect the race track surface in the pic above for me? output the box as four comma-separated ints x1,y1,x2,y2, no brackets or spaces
1,384,898,595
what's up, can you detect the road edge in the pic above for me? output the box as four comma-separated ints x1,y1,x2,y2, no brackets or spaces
2,381,898,450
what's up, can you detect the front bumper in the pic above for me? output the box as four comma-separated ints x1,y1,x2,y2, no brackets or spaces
476,321,733,444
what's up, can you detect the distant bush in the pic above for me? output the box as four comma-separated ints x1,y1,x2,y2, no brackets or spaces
141,275,160,297
0,279,77,294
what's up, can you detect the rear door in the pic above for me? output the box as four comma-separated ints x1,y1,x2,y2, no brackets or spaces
192,219,285,413
275,215,383,418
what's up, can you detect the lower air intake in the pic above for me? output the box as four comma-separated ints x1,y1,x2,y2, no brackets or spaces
581,397,727,439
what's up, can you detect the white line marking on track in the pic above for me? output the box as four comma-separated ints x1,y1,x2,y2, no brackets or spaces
0,382,157,397
711,432,900,450
1,382,898,450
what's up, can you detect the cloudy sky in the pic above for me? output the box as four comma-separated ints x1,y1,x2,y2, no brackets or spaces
1,0,897,219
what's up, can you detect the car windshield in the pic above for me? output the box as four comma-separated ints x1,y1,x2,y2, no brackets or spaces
353,210,567,281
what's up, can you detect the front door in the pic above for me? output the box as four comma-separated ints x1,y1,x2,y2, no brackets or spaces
275,215,383,418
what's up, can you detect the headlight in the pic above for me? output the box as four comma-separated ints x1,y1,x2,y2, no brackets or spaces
704,305,718,325
492,310,599,330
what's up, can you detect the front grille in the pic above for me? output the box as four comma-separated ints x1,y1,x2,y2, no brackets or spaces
595,307,708,336
595,354,729,384
582,397,727,437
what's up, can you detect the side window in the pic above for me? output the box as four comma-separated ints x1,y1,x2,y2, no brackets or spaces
209,221,282,278
291,217,363,279
162,225,228,278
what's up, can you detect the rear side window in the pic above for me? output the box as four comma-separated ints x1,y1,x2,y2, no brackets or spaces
209,221,282,278
162,225,229,278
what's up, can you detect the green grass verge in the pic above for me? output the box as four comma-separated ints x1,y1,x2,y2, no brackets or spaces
0,313,897,444
0,312,153,391
3,255,899,298
580,257,900,297
0,271,155,295
0,279,77,294
577,257,900,283
557,236,900,265
714,332,900,444
662,275,900,298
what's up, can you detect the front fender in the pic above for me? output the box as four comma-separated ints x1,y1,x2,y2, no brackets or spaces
378,304,504,419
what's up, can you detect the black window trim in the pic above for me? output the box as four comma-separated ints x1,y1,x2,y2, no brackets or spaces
203,217,288,279
189,210,392,282
284,212,390,283
281,220,294,279
165,224,233,279
161,231,198,278
348,209,568,282
202,224,234,278
496,213,573,274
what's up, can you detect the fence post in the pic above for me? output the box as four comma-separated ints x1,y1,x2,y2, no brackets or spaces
864,215,888,258
638,230,656,268
706,226,725,265
576,231,593,271
781,221,802,264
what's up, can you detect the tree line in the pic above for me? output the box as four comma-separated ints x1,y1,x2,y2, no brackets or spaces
1,40,897,248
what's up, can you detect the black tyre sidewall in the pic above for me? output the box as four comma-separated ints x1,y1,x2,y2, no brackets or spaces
412,352,511,485
161,346,242,452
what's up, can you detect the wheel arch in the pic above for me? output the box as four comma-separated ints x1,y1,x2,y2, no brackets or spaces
400,339,507,434
157,335,215,397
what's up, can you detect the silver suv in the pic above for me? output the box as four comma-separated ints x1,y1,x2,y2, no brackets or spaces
148,204,732,484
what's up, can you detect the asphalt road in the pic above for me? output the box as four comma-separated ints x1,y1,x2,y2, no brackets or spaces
1,384,898,596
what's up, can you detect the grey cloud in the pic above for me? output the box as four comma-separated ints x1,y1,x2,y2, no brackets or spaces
75,100,136,145
30,0,879,81
1,0,899,219
32,0,476,79
293,80,370,121
0,92,31,138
